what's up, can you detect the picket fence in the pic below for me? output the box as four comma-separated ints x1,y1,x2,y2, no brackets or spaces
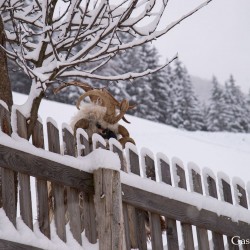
0,103,250,250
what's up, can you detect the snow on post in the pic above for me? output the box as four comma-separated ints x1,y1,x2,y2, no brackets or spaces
140,147,155,180
109,138,126,171
217,172,233,203
172,157,186,189
76,128,88,157
232,177,248,208
156,152,170,183
187,162,201,193
46,117,59,129
124,142,139,174
202,167,217,197
92,133,106,150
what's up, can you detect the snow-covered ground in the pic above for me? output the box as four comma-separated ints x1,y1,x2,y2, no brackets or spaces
0,92,249,249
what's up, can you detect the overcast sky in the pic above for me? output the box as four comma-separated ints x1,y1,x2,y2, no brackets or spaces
152,0,250,93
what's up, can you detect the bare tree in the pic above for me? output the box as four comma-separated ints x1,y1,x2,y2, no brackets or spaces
0,0,212,137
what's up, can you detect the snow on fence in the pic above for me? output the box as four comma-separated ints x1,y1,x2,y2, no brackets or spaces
0,103,250,250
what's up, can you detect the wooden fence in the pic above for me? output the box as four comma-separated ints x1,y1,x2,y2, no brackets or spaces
0,103,250,250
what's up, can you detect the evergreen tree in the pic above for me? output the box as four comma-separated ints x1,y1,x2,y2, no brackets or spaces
170,60,204,130
222,76,249,132
206,76,226,131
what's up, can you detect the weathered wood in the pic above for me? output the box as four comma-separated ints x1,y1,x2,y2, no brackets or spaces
145,155,156,181
47,121,66,242
165,218,179,250
191,169,209,250
0,105,16,226
111,144,125,171
129,149,140,176
236,184,248,209
79,131,90,156
122,204,131,250
221,179,233,204
220,177,236,249
81,192,97,244
128,148,147,249
158,157,179,250
0,144,94,192
94,169,126,250
144,154,163,250
212,232,225,250
32,119,50,239
78,131,98,244
149,212,164,250
206,174,225,249
121,184,250,238
175,164,194,250
16,110,33,230
134,209,147,250
160,159,172,185
0,239,43,250
63,127,82,245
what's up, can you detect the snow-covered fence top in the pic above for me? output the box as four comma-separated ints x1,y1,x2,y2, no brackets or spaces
0,103,250,250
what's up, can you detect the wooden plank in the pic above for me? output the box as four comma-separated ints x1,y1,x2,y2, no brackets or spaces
158,157,179,250
175,164,194,250
221,179,233,204
149,212,164,250
111,144,125,171
0,104,16,226
145,155,156,181
165,218,179,250
206,175,225,249
93,169,126,250
47,121,66,242
129,149,140,176
0,239,43,250
78,131,98,244
16,110,33,230
220,177,235,249
144,154,163,250
121,184,250,238
32,119,50,239
0,144,94,193
236,184,248,209
122,204,131,250
81,192,97,244
191,169,209,250
78,130,90,156
128,148,147,249
160,159,172,185
63,127,82,245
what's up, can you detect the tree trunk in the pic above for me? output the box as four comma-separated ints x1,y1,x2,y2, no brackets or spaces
0,15,14,208
0,15,13,110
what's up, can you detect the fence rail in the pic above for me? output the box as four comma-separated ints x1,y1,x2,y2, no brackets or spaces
0,103,250,250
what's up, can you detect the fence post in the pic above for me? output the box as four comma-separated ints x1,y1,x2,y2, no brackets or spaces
93,168,126,250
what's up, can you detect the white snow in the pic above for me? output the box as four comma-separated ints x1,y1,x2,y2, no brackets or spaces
0,208,98,250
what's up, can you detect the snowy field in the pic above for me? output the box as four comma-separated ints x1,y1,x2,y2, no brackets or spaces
0,92,249,249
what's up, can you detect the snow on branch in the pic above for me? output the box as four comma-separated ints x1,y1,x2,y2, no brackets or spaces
0,0,212,89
